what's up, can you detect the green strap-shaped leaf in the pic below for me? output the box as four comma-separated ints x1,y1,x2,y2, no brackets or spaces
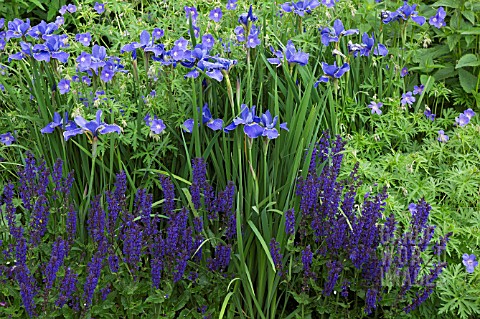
219,292,234,319
247,220,276,272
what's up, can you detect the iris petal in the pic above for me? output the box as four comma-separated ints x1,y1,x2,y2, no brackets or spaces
244,123,264,138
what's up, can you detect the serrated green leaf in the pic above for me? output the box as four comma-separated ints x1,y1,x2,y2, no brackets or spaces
145,292,166,304
466,1,480,10
456,54,480,69
46,0,59,20
290,291,311,305
447,34,461,51
433,65,456,81
174,290,190,311
433,0,460,8
458,68,478,93
125,283,138,295
28,0,45,10
462,11,476,24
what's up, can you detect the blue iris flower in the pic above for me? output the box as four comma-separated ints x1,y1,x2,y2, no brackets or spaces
9,35,70,63
7,41,33,61
41,112,76,134
224,105,263,138
314,62,350,85
76,45,108,74
27,20,58,39
261,110,289,139
268,40,309,66
224,105,288,139
120,30,165,59
183,104,223,133
281,0,320,17
382,1,426,25
63,110,122,141
238,5,258,25
320,19,358,46
5,18,30,41
37,35,70,63
348,33,388,57
182,36,237,82
197,60,225,81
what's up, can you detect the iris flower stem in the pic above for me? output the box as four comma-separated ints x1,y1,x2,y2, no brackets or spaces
263,141,269,200
132,59,144,139
247,48,252,105
191,78,201,158
92,73,98,96
297,16,302,35
83,141,97,242
143,52,150,92
224,72,235,115
331,81,339,135
247,140,259,206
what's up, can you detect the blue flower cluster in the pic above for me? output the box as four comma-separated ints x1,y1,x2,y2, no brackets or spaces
435,108,475,143
224,104,288,139
0,155,238,314
315,22,388,86
455,108,475,127
189,158,236,229
382,1,426,25
282,133,450,314
40,109,121,142
183,104,223,133
267,40,309,67
119,26,237,82
0,153,76,316
281,0,320,16
320,19,358,47
234,6,260,49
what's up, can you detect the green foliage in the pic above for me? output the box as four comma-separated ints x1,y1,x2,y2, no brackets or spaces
437,264,480,319
411,0,480,105
1,0,479,318
343,98,480,318
0,0,66,22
